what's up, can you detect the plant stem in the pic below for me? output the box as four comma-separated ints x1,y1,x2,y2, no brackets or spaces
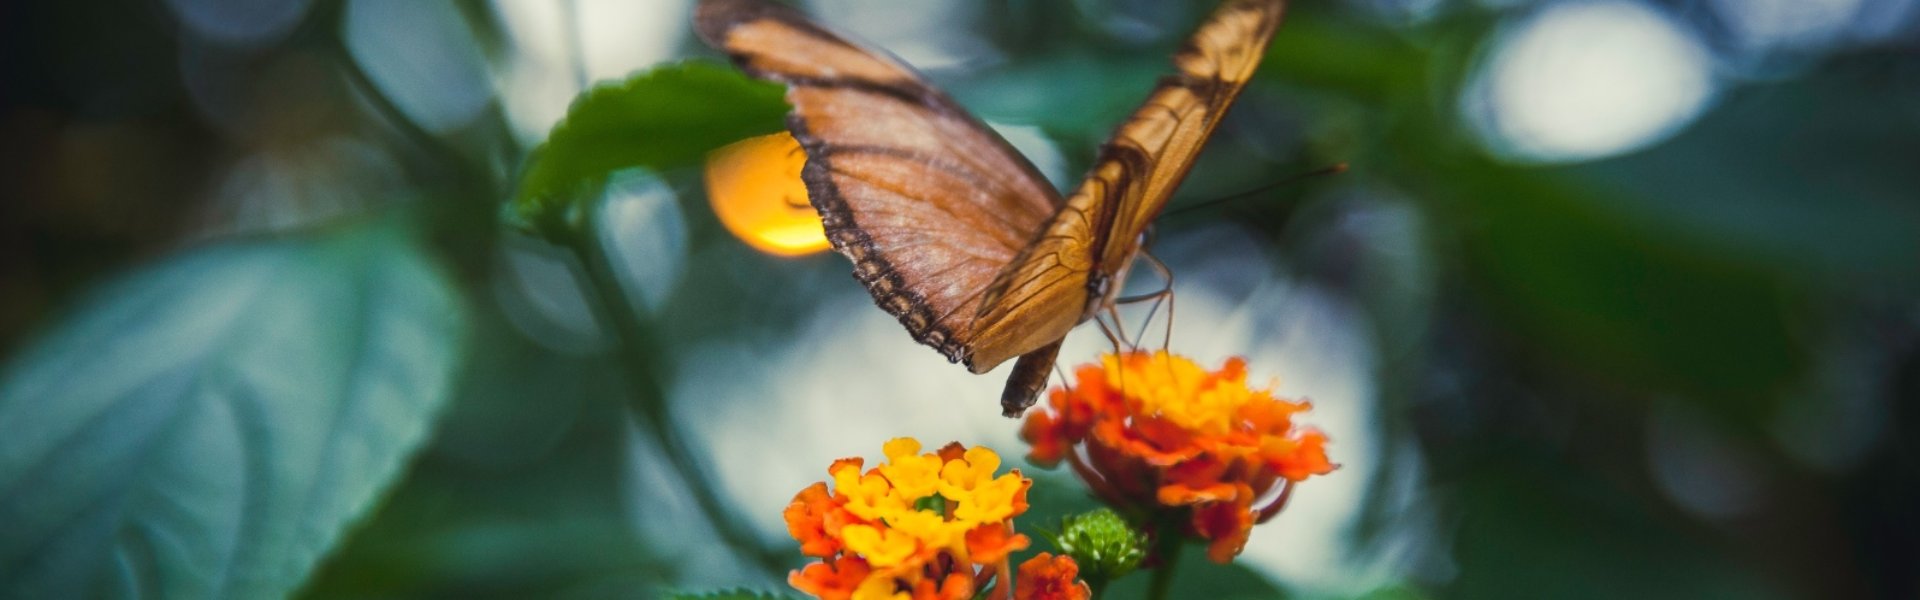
998,557,1015,600
1146,534,1184,600
560,225,788,579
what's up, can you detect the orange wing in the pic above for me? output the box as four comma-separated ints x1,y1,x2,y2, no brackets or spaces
697,0,1065,366
969,0,1288,372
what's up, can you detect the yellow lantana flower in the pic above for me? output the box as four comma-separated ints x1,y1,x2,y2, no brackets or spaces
785,438,1036,600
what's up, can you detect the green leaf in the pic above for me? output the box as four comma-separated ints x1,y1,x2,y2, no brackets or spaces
1579,67,1920,291
1448,454,1781,600
300,318,666,598
0,222,468,598
1259,11,1430,105
664,589,799,600
511,61,790,234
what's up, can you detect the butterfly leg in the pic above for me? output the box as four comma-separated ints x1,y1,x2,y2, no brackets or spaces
1115,251,1176,350
1094,313,1126,353
1106,304,1134,350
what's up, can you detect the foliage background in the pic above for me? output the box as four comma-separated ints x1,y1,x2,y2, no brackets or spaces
3,0,1918,598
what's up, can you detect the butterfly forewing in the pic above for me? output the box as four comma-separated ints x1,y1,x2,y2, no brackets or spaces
697,0,1065,365
1097,0,1285,271
970,0,1286,369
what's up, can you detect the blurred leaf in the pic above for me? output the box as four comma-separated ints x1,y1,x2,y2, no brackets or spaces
947,52,1164,134
512,61,789,235
664,589,798,600
0,222,467,598
1259,11,1429,105
1580,62,1920,291
1346,583,1430,600
1290,582,1431,600
1102,541,1291,600
301,310,665,598
1449,453,1781,600
1442,163,1806,421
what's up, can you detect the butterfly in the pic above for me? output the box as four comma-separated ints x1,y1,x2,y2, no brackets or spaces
697,0,1287,416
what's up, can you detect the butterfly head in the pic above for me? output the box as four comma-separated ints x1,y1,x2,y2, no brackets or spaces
1084,272,1113,319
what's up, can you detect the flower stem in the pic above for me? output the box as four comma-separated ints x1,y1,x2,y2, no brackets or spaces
998,557,1015,600
559,226,788,579
1146,533,1184,600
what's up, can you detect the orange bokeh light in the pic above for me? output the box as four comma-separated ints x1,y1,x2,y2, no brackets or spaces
704,131,830,257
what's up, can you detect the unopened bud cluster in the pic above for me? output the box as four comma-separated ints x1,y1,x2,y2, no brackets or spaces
1056,508,1147,580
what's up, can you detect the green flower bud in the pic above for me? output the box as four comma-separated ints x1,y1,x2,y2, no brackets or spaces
1056,508,1148,580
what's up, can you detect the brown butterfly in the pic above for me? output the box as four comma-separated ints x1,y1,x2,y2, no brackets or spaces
697,0,1287,416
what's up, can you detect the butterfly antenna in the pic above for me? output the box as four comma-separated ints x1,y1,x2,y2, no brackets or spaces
1163,162,1348,219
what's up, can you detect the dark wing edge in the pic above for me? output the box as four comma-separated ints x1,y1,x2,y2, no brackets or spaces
799,120,967,361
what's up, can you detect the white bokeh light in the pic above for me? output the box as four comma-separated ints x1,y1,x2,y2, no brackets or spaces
574,0,693,83
1843,0,1920,42
198,137,403,237
803,0,996,69
1466,1,1717,162
490,234,611,356
343,0,495,134
490,0,692,145
490,0,579,146
1710,0,1865,53
597,170,690,316
1707,0,1920,74
165,0,312,48
1646,401,1769,520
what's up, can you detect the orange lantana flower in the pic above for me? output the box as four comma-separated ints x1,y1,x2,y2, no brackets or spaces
1013,553,1091,600
791,555,871,600
784,438,1040,600
1020,351,1336,563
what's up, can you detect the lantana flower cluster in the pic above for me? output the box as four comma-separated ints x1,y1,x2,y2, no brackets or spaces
1021,351,1336,562
783,437,1087,600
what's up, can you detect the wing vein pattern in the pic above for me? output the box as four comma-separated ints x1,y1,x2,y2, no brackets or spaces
965,0,1288,372
697,0,1064,364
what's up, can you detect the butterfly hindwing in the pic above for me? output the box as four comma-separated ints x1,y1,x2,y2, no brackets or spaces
696,0,1064,366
